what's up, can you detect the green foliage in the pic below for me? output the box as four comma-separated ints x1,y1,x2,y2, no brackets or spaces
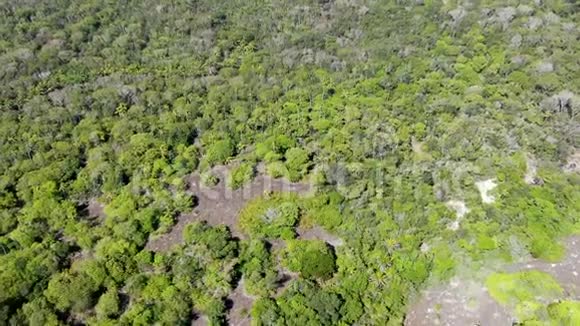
203,139,235,167
228,163,254,189
201,172,219,187
21,298,60,326
95,288,120,319
253,280,344,325
487,274,580,325
256,135,296,163
282,240,336,280
240,240,278,297
45,271,100,312
183,222,238,259
302,192,344,230
284,148,310,182
486,271,563,307
0,0,579,324
547,301,580,325
266,161,288,179
239,195,300,239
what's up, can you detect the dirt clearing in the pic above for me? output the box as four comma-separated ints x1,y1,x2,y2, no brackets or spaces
297,226,344,247
146,164,313,251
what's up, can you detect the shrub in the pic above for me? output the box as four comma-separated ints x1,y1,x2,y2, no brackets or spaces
283,240,336,280
227,163,254,189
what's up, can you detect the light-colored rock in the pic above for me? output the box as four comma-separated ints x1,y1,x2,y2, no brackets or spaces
544,12,561,24
510,34,522,48
446,200,470,218
563,23,576,32
446,200,469,232
511,55,526,65
449,7,467,24
541,90,575,114
496,7,517,26
536,61,554,73
524,155,543,185
447,220,460,231
517,5,534,16
526,17,543,30
476,179,497,204
564,150,580,173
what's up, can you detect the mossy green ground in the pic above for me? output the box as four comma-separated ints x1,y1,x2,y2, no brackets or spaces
486,271,580,325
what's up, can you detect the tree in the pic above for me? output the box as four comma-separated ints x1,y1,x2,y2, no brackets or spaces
284,147,310,182
203,139,235,167
95,287,120,319
45,271,99,312
228,162,254,189
282,240,336,280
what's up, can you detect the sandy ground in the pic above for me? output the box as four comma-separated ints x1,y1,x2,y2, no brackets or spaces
405,236,580,326
405,277,513,326
146,165,313,252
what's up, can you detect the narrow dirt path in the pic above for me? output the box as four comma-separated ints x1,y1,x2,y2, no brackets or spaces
225,279,256,326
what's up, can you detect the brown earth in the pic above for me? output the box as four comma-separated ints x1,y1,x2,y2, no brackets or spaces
146,164,314,252
225,279,256,326
297,226,344,247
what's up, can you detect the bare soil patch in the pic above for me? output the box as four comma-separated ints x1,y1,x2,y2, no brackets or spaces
506,236,580,298
87,198,106,219
146,164,313,252
190,314,208,326
226,279,256,326
405,277,512,326
405,236,580,326
297,226,344,247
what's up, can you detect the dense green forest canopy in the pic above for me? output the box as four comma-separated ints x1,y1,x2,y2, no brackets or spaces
0,0,579,325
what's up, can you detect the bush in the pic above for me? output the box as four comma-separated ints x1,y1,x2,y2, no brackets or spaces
96,287,120,319
201,171,219,186
284,147,310,181
283,240,336,280
238,195,300,238
204,139,234,167
486,271,563,307
227,163,254,189
266,161,288,178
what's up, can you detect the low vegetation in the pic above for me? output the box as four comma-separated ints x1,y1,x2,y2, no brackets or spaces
0,0,578,325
